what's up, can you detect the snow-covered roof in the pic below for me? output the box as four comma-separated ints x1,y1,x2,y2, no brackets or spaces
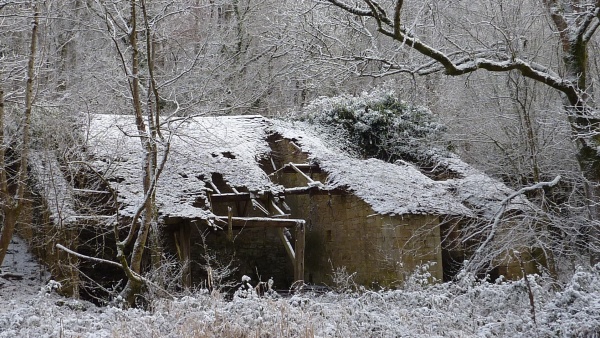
431,154,531,218
67,114,524,221
86,114,275,219
271,120,472,216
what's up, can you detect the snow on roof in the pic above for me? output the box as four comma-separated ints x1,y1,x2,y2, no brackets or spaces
431,154,531,218
29,151,78,225
271,120,473,216
81,114,522,221
86,114,275,219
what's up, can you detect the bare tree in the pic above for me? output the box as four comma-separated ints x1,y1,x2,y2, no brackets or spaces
0,1,39,266
80,0,173,305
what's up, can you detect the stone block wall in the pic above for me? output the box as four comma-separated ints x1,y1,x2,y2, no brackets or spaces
285,192,443,287
162,219,294,290
268,136,444,288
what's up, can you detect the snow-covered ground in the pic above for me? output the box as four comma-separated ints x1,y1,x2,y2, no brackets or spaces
0,235,52,306
1,237,599,337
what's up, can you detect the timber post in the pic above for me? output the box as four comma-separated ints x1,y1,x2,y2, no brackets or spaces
294,220,305,282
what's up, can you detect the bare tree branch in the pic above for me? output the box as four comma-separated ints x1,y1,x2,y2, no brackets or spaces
465,176,562,271
325,0,588,110
56,243,123,269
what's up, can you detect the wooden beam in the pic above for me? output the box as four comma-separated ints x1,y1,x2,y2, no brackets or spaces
294,222,305,283
270,199,287,217
269,162,321,178
210,192,251,203
215,216,305,228
289,141,303,152
251,199,270,215
283,186,347,196
279,228,295,264
181,223,192,288
174,223,191,288
227,206,233,241
210,185,347,203
208,181,221,194
280,163,322,174
288,162,316,183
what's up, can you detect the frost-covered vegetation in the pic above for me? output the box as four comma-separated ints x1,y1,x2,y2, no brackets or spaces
3,239,599,337
294,89,447,163
2,267,600,337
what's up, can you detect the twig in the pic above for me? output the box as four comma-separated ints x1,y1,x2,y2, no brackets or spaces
515,250,537,326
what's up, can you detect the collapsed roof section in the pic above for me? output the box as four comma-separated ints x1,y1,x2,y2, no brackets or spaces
85,114,276,220
32,114,528,224
271,120,472,216
271,120,530,219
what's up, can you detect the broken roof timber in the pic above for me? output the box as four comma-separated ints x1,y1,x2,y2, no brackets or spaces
209,185,348,203
209,192,251,203
281,163,322,174
215,216,305,228
283,186,347,196
269,163,322,176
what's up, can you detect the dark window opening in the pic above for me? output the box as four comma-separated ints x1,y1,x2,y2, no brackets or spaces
221,151,236,159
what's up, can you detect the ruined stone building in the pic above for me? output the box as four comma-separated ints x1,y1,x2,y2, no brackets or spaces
26,114,533,296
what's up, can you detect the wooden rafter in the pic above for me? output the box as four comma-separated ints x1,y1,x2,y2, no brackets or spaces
215,216,304,228
269,162,321,177
209,192,251,203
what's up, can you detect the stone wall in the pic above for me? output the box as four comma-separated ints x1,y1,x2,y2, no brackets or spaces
268,136,443,288
283,189,443,287
163,219,294,291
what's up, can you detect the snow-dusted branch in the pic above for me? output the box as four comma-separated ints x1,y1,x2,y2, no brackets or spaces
56,243,174,299
465,176,561,271
325,0,587,107
56,243,123,269
325,0,386,23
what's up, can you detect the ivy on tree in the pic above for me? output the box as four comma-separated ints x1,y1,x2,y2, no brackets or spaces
297,89,446,163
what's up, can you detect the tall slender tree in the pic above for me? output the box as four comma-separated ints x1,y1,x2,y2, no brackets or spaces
0,1,39,267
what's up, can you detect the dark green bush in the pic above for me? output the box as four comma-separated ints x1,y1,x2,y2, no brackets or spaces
296,89,446,163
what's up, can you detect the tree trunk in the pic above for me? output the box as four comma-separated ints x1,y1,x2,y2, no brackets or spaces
118,0,160,305
0,210,19,266
572,121,600,265
558,21,600,265
0,3,38,267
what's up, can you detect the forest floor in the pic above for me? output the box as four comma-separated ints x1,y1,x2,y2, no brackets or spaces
1,236,599,337
0,235,52,310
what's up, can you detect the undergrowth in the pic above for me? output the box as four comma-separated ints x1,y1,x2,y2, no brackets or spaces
3,265,600,337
